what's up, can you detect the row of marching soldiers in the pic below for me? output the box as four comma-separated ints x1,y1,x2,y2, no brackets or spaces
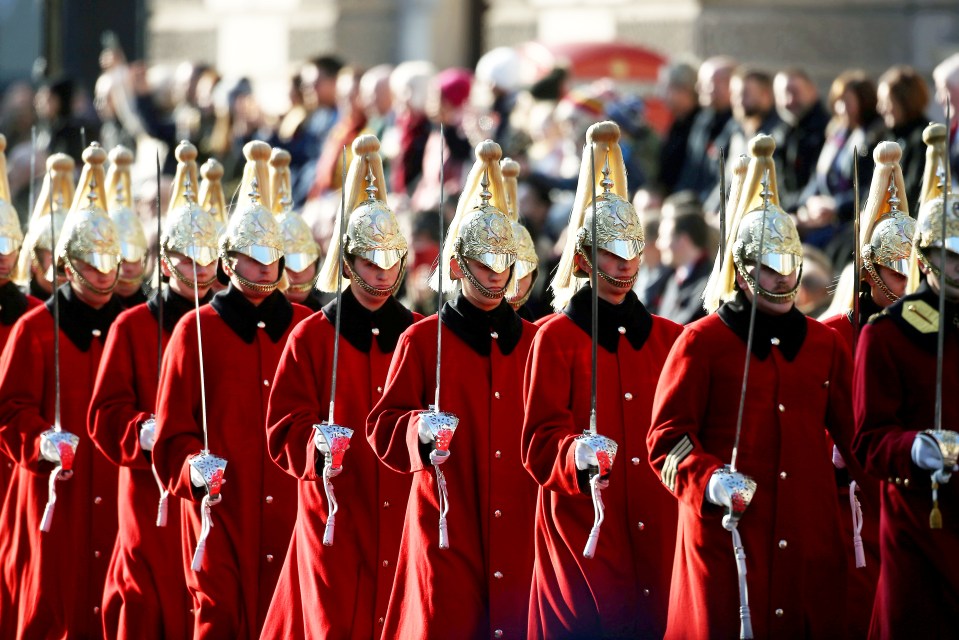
0,112,954,640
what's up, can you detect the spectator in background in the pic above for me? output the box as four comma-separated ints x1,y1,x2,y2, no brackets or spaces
932,53,959,182
309,66,369,200
676,55,736,201
798,70,885,255
360,64,395,142
473,46,523,153
877,65,929,211
725,67,781,162
634,213,671,309
34,76,89,162
654,204,713,324
605,90,658,196
384,61,434,199
773,67,830,211
409,67,473,213
291,55,343,204
795,244,834,316
657,61,700,195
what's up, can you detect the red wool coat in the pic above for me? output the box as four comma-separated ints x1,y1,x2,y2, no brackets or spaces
852,285,959,640
153,291,310,640
87,299,192,639
260,296,420,640
821,312,881,639
522,305,682,639
0,293,122,639
366,305,538,640
648,311,860,639
0,291,41,495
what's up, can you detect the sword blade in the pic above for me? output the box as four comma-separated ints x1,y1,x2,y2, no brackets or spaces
852,146,861,355
328,146,348,425
434,125,446,412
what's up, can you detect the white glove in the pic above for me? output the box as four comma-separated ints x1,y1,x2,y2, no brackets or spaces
40,432,61,463
190,465,207,488
706,469,749,509
831,444,846,469
139,417,157,452
417,416,434,445
912,433,957,484
574,440,599,471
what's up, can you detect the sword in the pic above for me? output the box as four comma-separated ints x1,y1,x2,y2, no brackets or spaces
187,175,226,572
314,145,355,547
151,152,170,527
29,126,36,221
722,172,776,640
39,165,78,533
719,147,727,269
852,146,862,355
579,147,618,559
926,98,959,529
420,124,459,550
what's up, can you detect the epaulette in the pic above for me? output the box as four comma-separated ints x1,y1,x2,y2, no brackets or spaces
878,291,940,353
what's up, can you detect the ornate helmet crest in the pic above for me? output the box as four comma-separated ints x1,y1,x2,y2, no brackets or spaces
56,143,122,275
0,134,24,257
105,145,148,264
220,141,283,266
704,135,803,312
909,123,959,292
318,135,409,294
551,121,643,311
500,157,539,282
163,141,219,268
270,148,321,274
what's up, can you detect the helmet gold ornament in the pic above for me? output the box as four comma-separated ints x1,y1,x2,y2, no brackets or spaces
198,157,228,232
318,135,408,296
56,143,122,293
856,142,915,304
219,141,284,292
551,121,644,311
270,148,322,291
162,142,220,289
909,123,959,292
703,134,802,312
0,134,24,259
430,140,517,299
16,153,74,286
105,146,148,270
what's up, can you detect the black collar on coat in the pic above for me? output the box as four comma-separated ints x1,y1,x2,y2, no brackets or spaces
297,289,325,313
0,281,29,326
563,285,653,353
45,284,123,352
118,288,148,309
440,293,523,356
210,284,294,344
717,290,807,361
147,286,213,334
322,287,415,353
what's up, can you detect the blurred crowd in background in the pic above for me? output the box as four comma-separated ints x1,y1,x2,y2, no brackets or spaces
3,45,959,322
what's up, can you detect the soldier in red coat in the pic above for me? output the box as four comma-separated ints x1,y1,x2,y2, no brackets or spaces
522,122,681,639
261,135,420,640
648,135,863,638
367,140,538,639
88,141,219,640
820,140,916,637
153,141,310,640
853,124,959,639
0,143,124,639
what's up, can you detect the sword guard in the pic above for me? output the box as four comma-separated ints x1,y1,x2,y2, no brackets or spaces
575,431,618,478
921,429,959,471
187,451,227,501
419,406,459,453
314,422,354,470
40,429,79,475
713,465,757,530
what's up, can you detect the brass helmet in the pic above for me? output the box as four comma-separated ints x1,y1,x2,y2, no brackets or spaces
857,142,915,304
431,140,517,299
703,134,802,312
161,142,219,288
105,145,148,266
318,135,408,295
270,148,321,277
219,141,284,291
500,158,538,281
0,134,24,258
56,143,122,290
198,157,228,231
909,123,959,292
551,121,644,311
16,153,74,285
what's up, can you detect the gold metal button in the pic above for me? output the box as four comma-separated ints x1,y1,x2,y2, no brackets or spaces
493,571,503,579
637,522,645,530
624,392,633,401
490,331,499,339
266,554,274,562
265,496,273,504
778,539,787,549
256,321,266,329
780,471,787,480
778,404,785,412
494,510,502,518
372,327,380,336
92,329,102,337
775,608,784,617
770,337,780,346
631,457,640,465
617,326,626,334
494,391,500,399
94,496,102,505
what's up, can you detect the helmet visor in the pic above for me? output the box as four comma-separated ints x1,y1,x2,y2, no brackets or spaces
759,252,802,276
0,236,21,256
284,251,319,273
78,251,121,274
119,242,147,264
237,244,283,266
877,256,911,276
354,248,404,270
513,258,537,281
182,243,219,267
468,251,516,274
599,238,643,261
